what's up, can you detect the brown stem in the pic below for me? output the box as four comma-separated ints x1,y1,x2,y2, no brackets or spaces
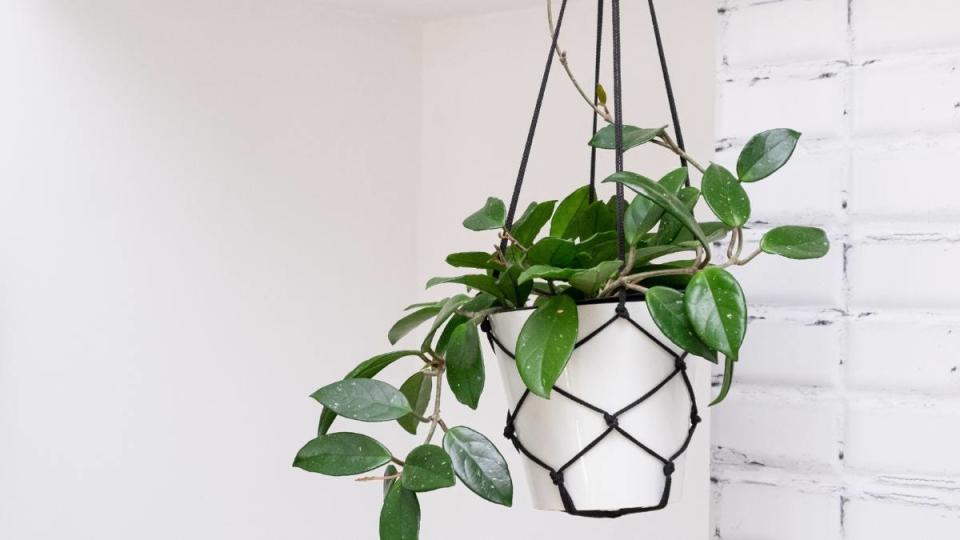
657,133,707,174
547,0,613,123
356,473,400,483
423,363,445,445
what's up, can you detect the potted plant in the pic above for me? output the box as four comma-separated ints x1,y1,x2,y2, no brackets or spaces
293,120,829,536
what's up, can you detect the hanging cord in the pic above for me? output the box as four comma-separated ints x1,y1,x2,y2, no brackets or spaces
499,0,571,255
647,0,690,187
611,0,628,309
587,0,604,203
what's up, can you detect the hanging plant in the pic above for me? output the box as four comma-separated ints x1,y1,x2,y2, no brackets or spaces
294,0,829,537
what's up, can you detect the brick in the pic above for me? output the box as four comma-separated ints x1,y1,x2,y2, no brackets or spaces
852,56,960,136
735,315,842,388
713,391,842,469
846,399,960,477
843,498,960,540
853,0,960,57
724,0,847,67
716,482,841,540
852,137,960,219
734,234,845,308
718,75,846,140
714,144,847,222
847,316,960,393
848,240,960,311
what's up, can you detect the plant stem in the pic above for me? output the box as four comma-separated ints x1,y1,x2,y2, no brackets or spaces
739,247,763,265
423,363,445,445
547,0,613,123
356,473,400,483
657,133,707,174
391,457,406,467
599,266,696,297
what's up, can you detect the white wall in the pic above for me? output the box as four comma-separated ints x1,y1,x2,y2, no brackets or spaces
712,0,960,539
418,1,715,538
0,2,421,538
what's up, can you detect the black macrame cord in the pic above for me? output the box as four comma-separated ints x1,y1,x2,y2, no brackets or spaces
486,0,700,518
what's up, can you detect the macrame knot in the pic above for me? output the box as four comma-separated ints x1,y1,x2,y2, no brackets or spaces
603,413,619,428
675,357,687,371
503,420,516,440
691,413,702,426
549,471,565,486
614,304,630,318
663,462,676,476
480,318,492,333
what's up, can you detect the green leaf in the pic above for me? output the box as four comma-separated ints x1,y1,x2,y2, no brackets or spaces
569,260,622,295
311,379,412,422
515,295,579,398
445,322,485,409
655,186,702,245
761,226,830,259
443,426,513,507
645,287,717,363
624,168,687,245
383,465,399,498
685,267,747,360
603,171,710,252
426,275,506,303
518,265,577,284
318,351,423,435
511,201,557,246
737,128,801,182
572,231,619,265
435,314,468,355
401,445,456,492
711,356,736,406
463,197,506,231
596,83,608,106
702,164,751,228
421,295,471,350
293,433,392,476
445,252,503,271
550,186,592,239
570,200,615,240
675,221,731,245
404,301,444,311
527,237,578,267
397,373,432,435
632,245,696,267
380,481,420,540
589,124,667,152
389,306,442,345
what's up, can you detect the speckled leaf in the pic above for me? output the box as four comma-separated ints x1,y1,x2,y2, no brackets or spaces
684,268,747,360
463,197,506,231
655,186,702,245
645,286,717,363
737,128,801,182
397,373,432,435
380,481,420,540
711,357,736,406
383,465,399,498
311,379,411,422
293,433,391,476
511,200,557,246
443,426,513,507
624,168,688,245
515,295,579,398
589,124,667,151
401,445,456,492
568,260,622,295
702,164,750,228
445,322,485,409
761,226,830,259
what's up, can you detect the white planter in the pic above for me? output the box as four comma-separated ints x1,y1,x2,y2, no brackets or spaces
487,298,698,514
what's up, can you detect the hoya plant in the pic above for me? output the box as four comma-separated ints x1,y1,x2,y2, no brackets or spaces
294,120,830,538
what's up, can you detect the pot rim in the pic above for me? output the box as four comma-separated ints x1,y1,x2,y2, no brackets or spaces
490,291,648,315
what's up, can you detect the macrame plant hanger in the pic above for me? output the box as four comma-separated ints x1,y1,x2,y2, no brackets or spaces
482,0,701,518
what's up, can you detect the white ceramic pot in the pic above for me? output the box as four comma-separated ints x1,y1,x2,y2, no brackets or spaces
487,298,697,513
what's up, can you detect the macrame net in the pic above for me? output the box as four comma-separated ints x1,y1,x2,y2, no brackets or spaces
486,0,701,518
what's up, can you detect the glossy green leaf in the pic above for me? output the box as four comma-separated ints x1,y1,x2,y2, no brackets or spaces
526,238,578,267
624,168,688,245
311,379,411,422
710,356,736,406
397,373,432,435
645,287,717,363
737,128,801,182
589,124,667,152
318,351,423,435
550,186,592,239
383,465,399,498
421,295,471,350
401,445,456,492
569,260,622,295
389,306,442,345
517,265,577,284
426,275,506,303
675,221,731,245
463,197,506,231
684,267,747,360
603,171,710,252
511,201,557,246
293,433,391,476
702,164,750,228
655,186,702,245
435,314,468,355
515,295,579,398
445,322,485,409
572,231,619,265
761,226,830,259
445,252,503,270
570,200,616,240
443,426,513,507
632,245,696,267
380,481,420,540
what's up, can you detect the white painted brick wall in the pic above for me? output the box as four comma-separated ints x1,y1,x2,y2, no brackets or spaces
714,0,960,538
